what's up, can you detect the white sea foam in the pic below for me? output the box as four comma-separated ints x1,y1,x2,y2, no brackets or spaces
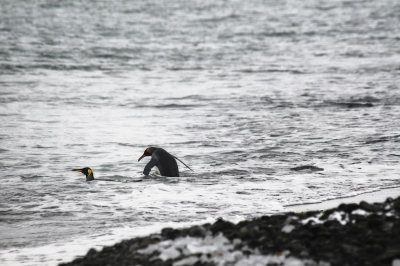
301,211,349,225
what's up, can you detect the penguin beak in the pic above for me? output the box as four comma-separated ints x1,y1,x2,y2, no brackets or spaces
72,169,83,173
138,154,146,162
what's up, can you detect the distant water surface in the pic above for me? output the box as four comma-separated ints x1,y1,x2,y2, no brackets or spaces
0,0,400,265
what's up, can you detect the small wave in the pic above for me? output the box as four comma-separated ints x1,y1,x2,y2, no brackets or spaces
0,27,11,32
166,94,207,101
166,66,205,71
170,141,203,146
219,150,245,155
194,13,240,23
0,96,29,104
137,103,204,109
315,5,337,11
96,176,143,183
365,135,400,144
340,51,365,58
122,8,142,14
215,169,249,176
20,174,43,179
236,191,251,195
0,113,19,117
90,53,136,60
40,211,74,218
236,68,304,74
0,63,107,72
115,142,138,148
65,143,86,147
261,31,297,37
33,145,54,149
319,96,382,109
290,165,324,172
322,100,374,108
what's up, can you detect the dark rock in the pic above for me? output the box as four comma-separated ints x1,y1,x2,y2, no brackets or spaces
338,203,359,213
287,239,306,254
359,201,381,212
86,248,97,257
393,198,400,211
385,197,394,204
382,222,394,232
381,246,400,262
238,226,248,238
320,208,335,220
323,219,342,229
365,244,384,255
188,225,207,237
161,227,181,239
341,243,359,254
367,214,385,228
210,218,234,234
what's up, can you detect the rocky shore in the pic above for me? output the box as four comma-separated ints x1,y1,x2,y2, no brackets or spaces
61,196,400,266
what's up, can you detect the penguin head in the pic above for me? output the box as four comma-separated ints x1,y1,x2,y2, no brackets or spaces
138,147,155,161
72,167,94,181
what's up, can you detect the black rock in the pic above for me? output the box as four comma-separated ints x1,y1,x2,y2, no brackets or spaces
338,203,359,213
86,248,97,257
161,227,181,239
210,218,234,234
188,225,207,238
359,201,382,212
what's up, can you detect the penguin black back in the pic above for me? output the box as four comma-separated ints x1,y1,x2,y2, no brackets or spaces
138,147,179,177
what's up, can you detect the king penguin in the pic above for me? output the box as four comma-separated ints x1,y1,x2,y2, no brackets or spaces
72,167,94,181
138,147,183,177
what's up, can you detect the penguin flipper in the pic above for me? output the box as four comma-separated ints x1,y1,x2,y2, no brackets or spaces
172,155,193,172
143,158,157,176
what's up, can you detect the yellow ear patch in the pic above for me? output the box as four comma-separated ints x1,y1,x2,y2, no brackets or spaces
88,169,92,176
146,148,150,153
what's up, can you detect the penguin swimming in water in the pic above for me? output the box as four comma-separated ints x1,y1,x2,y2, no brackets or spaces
72,167,142,183
138,147,192,177
72,167,94,181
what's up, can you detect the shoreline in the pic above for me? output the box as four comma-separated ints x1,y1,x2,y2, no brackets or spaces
3,188,400,266
285,186,400,212
61,188,400,266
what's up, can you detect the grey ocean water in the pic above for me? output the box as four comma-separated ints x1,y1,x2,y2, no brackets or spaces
1,0,400,265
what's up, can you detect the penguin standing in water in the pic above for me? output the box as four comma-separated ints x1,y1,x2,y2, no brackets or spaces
138,147,192,177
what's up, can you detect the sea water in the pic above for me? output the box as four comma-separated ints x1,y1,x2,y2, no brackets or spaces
1,0,399,265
